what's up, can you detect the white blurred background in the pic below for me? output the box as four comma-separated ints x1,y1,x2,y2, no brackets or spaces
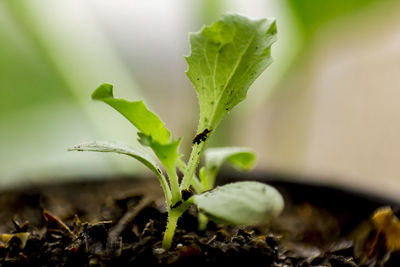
1,0,400,200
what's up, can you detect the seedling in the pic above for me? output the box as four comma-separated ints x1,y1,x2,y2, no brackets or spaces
69,14,284,250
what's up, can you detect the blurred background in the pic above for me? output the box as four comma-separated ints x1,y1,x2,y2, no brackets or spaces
1,0,400,200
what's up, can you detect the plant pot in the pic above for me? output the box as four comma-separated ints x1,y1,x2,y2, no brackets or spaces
0,173,398,266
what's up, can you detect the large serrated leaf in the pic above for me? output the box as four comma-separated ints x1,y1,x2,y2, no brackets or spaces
92,84,170,145
186,14,277,133
194,181,284,225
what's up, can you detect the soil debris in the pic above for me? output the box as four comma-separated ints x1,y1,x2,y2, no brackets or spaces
0,178,398,266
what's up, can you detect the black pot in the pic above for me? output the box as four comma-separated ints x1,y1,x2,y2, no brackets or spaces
0,173,398,266
220,171,400,234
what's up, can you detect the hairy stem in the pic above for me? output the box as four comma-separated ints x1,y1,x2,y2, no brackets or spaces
177,158,203,193
162,210,179,250
180,141,207,190
162,197,194,250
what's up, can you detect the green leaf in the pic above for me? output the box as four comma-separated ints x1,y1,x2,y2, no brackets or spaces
202,147,256,190
68,141,161,176
194,181,284,225
92,84,170,145
91,84,182,204
137,133,182,205
138,133,181,170
205,147,256,172
68,141,172,203
186,14,277,133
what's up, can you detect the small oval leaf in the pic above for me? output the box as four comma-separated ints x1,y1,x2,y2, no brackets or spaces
193,181,284,225
202,147,256,190
205,147,256,172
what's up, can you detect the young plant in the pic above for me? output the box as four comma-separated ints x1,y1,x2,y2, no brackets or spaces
69,14,284,250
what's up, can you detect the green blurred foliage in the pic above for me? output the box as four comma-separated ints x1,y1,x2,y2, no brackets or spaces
0,2,73,114
0,0,396,185
287,0,377,38
0,1,145,184
200,0,223,25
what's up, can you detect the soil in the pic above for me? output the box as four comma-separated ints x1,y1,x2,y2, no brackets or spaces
0,174,399,266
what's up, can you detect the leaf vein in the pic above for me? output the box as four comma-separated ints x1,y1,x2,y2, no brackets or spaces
210,30,257,125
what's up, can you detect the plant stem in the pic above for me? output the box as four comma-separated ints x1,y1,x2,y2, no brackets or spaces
162,210,179,250
177,158,203,193
206,171,217,191
162,197,194,250
198,212,209,231
180,141,207,190
199,167,209,191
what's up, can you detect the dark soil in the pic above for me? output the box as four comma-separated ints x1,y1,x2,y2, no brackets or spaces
0,176,399,266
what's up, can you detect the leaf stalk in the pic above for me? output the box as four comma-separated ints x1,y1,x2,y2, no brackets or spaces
162,197,194,250
180,140,207,191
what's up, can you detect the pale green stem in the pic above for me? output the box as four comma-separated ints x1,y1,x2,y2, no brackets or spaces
191,174,203,193
198,212,209,231
177,158,203,193
207,171,217,191
165,166,182,206
162,210,179,250
199,167,209,191
162,197,194,250
180,141,207,190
